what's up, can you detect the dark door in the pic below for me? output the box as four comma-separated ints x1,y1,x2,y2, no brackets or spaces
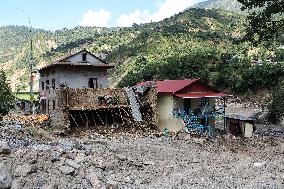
88,78,98,89
184,99,191,114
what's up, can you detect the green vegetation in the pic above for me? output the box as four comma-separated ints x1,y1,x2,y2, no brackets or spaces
236,0,284,44
0,8,283,97
268,84,284,124
0,70,14,115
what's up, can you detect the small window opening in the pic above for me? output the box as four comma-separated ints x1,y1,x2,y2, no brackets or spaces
46,80,50,90
41,81,45,91
52,100,56,110
82,53,87,61
88,78,98,89
52,79,55,90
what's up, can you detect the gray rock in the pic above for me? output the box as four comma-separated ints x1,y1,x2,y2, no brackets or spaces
11,179,22,189
65,159,80,169
87,173,106,189
58,166,74,175
0,141,11,155
0,163,12,189
14,163,37,177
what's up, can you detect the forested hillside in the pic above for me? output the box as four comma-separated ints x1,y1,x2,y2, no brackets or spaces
0,8,283,94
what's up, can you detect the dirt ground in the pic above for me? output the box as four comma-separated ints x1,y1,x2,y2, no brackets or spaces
1,123,284,189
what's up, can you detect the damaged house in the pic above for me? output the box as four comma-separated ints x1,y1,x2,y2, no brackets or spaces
224,107,262,137
38,49,134,131
136,79,227,134
38,50,228,135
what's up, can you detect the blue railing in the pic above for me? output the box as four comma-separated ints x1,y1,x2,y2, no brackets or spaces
172,108,222,138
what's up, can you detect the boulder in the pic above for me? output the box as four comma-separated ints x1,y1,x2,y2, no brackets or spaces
0,163,12,189
65,159,80,169
14,163,37,177
10,179,22,189
58,166,74,175
87,173,106,189
0,141,11,155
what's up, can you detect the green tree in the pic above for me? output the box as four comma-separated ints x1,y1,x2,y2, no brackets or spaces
268,84,284,124
237,0,284,44
0,70,15,115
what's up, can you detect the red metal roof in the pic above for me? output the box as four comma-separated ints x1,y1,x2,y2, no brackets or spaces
156,79,198,93
136,79,228,97
175,92,228,98
136,79,199,93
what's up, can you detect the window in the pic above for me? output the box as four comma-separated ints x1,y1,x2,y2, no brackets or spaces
52,100,56,110
47,100,50,113
41,81,45,91
82,53,87,61
46,80,50,90
201,98,209,106
88,78,98,89
52,79,55,90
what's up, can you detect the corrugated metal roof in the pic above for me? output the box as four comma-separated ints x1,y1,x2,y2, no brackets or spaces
225,107,262,121
156,79,198,93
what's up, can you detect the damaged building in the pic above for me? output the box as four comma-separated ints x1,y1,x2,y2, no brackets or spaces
224,107,262,137
38,49,229,135
136,79,227,134
38,49,130,131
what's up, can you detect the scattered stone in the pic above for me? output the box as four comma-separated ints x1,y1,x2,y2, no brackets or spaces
14,163,37,177
253,162,266,167
0,141,11,155
87,173,106,189
58,166,75,175
10,179,22,189
65,159,80,169
0,163,12,189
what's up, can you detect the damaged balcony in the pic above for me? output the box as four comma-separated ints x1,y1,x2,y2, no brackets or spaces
49,88,134,131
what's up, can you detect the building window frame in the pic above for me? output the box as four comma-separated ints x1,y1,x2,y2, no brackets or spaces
52,79,55,90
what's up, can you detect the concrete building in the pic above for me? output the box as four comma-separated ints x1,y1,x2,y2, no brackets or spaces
38,49,114,114
137,79,227,132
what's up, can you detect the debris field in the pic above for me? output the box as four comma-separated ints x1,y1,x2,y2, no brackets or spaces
1,122,284,189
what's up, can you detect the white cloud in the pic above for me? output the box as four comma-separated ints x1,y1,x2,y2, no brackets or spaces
80,9,111,27
117,9,151,27
116,0,199,27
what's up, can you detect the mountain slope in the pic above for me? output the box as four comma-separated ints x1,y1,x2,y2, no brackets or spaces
0,8,283,94
192,0,243,13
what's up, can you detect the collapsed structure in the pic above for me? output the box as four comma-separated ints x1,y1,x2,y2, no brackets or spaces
224,107,262,137
38,49,230,136
38,49,156,131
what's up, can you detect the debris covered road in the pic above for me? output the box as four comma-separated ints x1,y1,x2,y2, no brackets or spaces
1,123,284,189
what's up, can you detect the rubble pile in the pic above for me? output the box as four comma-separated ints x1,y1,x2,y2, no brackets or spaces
1,114,49,128
1,123,284,188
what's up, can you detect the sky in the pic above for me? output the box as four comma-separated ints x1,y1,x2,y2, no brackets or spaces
0,0,205,31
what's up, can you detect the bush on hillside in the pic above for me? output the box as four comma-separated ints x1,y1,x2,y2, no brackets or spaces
268,85,284,124
0,70,15,115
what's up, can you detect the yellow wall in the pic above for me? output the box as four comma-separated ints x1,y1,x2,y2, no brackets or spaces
157,94,173,121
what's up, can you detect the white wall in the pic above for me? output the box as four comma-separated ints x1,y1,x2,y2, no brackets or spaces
65,51,104,64
39,66,109,113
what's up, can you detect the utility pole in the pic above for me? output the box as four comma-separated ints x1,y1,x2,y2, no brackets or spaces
29,19,34,113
